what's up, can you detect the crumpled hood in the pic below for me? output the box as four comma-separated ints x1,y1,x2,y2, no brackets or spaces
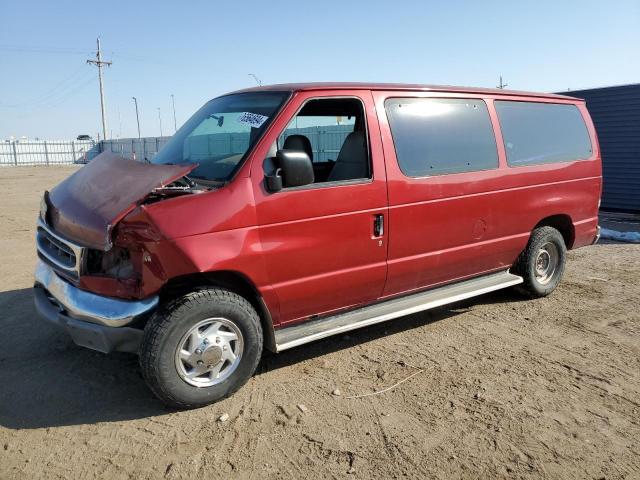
45,152,195,250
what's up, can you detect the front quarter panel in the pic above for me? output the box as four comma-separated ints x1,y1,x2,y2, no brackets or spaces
113,177,276,311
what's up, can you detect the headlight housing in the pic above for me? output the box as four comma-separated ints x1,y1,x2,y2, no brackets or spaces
86,247,135,280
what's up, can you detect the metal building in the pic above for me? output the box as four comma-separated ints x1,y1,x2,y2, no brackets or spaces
563,84,640,212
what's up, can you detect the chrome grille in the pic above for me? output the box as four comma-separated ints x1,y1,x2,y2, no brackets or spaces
36,218,85,278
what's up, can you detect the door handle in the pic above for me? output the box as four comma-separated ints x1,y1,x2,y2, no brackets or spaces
373,214,384,237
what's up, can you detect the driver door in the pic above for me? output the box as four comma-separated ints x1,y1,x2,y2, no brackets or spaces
250,90,388,326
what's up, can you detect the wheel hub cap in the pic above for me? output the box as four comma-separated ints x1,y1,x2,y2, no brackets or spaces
201,345,223,366
534,242,559,285
174,317,244,387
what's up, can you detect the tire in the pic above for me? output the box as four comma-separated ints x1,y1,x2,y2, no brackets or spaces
139,288,263,409
512,226,567,298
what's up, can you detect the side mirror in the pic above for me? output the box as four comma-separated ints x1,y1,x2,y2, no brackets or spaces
265,149,314,192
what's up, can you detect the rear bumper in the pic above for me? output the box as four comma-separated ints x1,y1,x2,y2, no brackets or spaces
33,260,158,353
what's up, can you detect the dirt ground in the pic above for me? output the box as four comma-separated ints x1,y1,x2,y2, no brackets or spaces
0,166,638,480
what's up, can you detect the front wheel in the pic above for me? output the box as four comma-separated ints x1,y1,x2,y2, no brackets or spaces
139,288,263,409
513,226,567,298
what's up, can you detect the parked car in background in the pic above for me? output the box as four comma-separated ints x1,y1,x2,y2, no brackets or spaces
76,134,92,141
34,83,601,408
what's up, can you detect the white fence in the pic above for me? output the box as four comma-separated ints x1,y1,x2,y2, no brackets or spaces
0,126,355,167
0,140,100,166
0,137,168,166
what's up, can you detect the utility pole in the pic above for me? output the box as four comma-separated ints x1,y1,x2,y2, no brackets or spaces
87,37,112,140
117,106,122,138
170,94,177,132
497,75,508,89
132,97,141,138
157,107,163,137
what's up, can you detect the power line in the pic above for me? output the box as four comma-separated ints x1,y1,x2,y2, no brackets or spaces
41,76,97,108
0,65,92,108
87,37,112,140
0,44,91,55
10,76,97,120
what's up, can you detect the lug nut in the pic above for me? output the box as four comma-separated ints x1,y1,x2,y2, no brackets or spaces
197,360,203,365
215,337,221,344
223,345,228,351
195,349,202,355
203,338,209,344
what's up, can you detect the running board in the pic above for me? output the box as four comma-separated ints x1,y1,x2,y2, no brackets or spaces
274,271,523,352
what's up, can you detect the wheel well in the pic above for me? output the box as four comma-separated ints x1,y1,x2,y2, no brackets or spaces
534,215,575,249
160,271,277,352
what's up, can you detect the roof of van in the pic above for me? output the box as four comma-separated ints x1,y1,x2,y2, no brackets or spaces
231,83,579,101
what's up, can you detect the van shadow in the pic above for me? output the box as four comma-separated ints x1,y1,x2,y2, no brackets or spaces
0,287,167,430
257,288,523,374
0,286,523,430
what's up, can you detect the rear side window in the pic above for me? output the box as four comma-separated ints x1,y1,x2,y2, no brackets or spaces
384,98,498,177
495,101,592,166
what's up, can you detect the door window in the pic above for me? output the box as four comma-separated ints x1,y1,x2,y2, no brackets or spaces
277,98,371,183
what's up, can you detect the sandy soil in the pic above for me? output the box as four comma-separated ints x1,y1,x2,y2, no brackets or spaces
0,166,639,479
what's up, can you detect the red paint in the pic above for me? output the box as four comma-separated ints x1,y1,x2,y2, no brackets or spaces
50,84,602,327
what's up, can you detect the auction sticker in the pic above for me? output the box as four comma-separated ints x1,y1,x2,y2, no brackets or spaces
238,112,269,128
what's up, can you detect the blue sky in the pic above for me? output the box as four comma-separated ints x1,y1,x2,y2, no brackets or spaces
1,0,638,140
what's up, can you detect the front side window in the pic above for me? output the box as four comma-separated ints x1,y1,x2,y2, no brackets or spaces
495,101,592,166
153,92,288,182
276,98,370,183
385,98,499,177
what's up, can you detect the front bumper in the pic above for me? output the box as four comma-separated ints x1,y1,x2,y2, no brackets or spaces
34,260,159,353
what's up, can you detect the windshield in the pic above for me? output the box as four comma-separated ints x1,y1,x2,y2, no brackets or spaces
152,92,289,182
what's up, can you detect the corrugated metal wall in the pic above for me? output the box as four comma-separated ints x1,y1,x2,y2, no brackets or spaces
102,137,172,161
563,84,640,212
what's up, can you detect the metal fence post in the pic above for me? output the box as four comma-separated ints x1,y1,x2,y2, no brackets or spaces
44,141,50,166
71,141,76,163
155,137,159,157
12,141,18,166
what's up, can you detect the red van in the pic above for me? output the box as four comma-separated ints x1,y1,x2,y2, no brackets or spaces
34,83,601,408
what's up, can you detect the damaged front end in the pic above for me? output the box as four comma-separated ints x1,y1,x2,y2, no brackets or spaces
42,151,198,251
34,152,202,353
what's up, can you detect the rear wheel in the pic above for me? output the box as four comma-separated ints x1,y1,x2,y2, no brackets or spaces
139,288,263,409
513,226,567,298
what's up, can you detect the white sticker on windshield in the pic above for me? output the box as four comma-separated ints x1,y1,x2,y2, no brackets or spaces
238,112,269,129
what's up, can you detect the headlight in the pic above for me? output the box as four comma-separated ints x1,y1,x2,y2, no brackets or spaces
86,247,135,280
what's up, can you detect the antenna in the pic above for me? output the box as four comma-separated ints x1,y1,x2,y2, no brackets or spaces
248,73,262,86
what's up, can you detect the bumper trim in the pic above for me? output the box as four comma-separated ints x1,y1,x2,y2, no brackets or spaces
34,260,158,328
34,286,143,353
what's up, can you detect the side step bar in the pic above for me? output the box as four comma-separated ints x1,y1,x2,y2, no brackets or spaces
274,271,523,352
